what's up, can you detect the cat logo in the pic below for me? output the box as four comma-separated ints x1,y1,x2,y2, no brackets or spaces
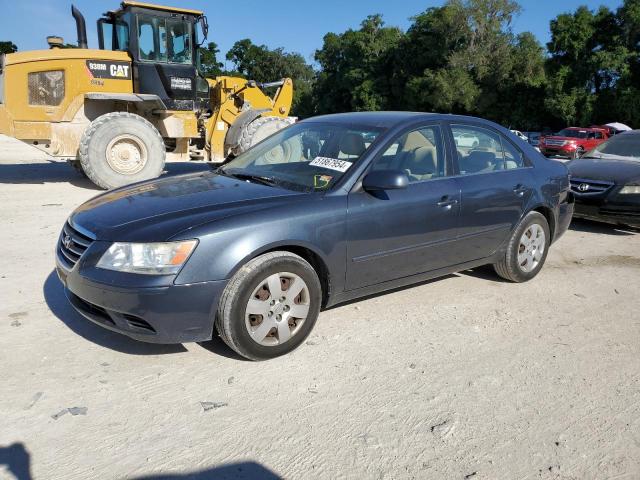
86,60,132,80
110,64,130,78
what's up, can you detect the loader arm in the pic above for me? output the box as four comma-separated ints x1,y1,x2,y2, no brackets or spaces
204,76,293,162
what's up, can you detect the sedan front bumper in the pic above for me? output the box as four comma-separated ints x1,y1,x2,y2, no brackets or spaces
540,145,578,158
573,203,640,227
56,261,227,344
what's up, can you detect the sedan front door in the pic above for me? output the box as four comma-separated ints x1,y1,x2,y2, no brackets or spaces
345,124,461,290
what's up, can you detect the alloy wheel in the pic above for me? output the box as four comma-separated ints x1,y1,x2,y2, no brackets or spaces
517,223,546,273
245,272,311,346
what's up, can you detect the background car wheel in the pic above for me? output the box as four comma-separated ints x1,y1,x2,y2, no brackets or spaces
79,112,166,190
215,251,322,361
572,147,584,159
493,211,550,283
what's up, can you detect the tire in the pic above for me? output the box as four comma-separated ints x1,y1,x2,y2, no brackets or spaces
216,251,322,361
572,147,584,160
79,112,166,190
233,116,291,156
493,211,551,283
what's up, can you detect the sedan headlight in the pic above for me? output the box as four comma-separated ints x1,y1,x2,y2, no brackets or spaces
619,185,640,194
97,240,198,275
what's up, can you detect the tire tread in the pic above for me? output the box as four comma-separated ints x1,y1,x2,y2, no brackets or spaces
78,111,165,189
215,251,317,360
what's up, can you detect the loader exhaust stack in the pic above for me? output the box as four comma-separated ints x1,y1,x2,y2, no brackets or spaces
71,5,88,49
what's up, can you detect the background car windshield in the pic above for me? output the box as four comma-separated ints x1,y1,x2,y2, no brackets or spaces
221,123,382,191
557,129,587,139
589,133,640,160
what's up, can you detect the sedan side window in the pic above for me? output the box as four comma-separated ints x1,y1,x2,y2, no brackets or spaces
452,125,525,174
371,126,446,183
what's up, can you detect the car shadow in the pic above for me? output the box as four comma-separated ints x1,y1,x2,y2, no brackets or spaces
570,218,638,236
459,265,510,282
132,462,282,479
43,270,188,355
197,337,249,362
0,161,212,188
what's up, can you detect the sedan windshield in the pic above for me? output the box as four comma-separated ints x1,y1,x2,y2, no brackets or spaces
220,123,382,192
557,129,588,139
584,133,640,161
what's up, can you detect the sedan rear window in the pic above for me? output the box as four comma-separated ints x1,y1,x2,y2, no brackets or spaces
221,123,382,191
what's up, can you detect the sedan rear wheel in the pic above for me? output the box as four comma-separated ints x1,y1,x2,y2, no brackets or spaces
216,252,322,360
494,211,550,282
516,223,546,273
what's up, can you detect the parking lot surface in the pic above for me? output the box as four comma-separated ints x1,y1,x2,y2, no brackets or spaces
1,135,639,479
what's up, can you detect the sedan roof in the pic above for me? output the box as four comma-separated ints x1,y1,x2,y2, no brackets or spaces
302,112,497,129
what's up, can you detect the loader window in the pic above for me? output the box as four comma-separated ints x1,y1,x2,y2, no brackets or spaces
138,15,167,62
167,19,192,64
99,18,130,51
136,15,192,64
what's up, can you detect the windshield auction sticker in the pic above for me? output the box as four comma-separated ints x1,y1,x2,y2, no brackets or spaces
309,157,353,172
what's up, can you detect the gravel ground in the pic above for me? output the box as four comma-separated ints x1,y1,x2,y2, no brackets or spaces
1,135,639,480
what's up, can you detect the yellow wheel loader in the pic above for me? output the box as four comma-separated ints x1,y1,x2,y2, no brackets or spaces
0,2,294,189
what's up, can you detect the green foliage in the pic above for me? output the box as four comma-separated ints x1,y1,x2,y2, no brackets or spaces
314,15,403,113
0,41,17,54
312,0,640,129
198,42,224,78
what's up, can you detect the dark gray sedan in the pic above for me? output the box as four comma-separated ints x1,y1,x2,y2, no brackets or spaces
56,112,573,360
568,130,640,227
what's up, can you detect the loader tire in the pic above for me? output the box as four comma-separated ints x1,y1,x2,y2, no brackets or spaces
235,116,291,155
79,112,166,190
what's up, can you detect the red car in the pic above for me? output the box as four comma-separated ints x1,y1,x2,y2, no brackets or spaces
539,127,609,159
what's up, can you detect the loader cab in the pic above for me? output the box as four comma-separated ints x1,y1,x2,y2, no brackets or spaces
97,1,210,111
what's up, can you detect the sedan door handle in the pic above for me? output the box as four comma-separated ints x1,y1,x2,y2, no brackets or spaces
437,196,459,209
513,184,528,196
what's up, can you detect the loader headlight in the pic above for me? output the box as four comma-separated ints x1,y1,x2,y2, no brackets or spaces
97,240,198,275
619,185,640,194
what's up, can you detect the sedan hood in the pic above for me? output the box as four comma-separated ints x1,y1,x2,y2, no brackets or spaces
70,172,303,241
567,158,640,185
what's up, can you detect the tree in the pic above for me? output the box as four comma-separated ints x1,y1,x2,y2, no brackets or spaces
0,41,17,55
545,5,631,126
226,39,315,117
313,15,403,114
198,42,224,78
391,0,548,127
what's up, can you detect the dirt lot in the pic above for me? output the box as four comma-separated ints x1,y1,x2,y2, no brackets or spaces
1,135,639,480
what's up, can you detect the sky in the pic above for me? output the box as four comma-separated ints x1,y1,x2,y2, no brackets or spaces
0,0,625,67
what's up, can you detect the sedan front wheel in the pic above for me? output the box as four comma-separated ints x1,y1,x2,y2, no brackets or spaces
216,252,322,360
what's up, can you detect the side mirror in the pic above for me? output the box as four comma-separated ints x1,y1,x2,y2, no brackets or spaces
362,170,409,192
198,16,209,46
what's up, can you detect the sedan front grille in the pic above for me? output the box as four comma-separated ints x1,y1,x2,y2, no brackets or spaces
58,222,94,270
570,177,614,196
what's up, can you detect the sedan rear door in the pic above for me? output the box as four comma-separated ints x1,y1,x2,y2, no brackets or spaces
448,123,535,262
